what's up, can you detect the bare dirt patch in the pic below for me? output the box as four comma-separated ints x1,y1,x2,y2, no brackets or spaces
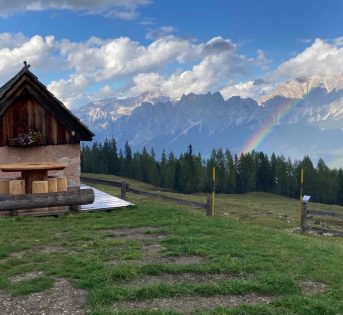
109,226,166,241
113,293,273,313
106,226,208,266
0,278,86,315
121,272,255,288
54,231,71,239
9,250,28,259
10,271,44,284
299,280,327,296
140,243,166,260
110,244,207,265
110,253,207,266
154,255,207,264
38,245,76,255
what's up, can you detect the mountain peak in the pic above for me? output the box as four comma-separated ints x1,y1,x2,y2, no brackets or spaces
180,91,224,103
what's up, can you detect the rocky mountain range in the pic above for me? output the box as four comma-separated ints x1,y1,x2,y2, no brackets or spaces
74,76,343,168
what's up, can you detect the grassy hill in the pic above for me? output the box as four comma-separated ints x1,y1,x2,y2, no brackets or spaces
0,173,341,314
82,173,343,232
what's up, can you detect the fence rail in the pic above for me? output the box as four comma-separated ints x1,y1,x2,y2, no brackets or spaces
301,202,343,237
80,176,208,210
80,176,127,189
307,209,343,219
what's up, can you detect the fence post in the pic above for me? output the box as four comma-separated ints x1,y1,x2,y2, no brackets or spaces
121,181,127,200
300,201,308,232
206,195,212,216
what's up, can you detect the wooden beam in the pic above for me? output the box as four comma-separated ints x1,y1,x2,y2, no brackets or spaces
0,189,94,211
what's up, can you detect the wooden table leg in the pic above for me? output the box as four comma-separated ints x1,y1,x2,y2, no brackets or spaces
21,170,48,193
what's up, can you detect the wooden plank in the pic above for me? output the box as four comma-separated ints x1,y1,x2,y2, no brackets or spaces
0,189,94,211
309,226,343,237
51,117,57,144
307,209,343,219
45,112,51,145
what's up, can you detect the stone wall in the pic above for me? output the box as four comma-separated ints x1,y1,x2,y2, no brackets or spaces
0,144,80,187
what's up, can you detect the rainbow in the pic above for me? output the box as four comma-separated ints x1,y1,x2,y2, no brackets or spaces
239,98,302,155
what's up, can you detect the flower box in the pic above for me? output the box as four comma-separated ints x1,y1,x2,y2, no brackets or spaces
9,128,45,147
8,138,45,147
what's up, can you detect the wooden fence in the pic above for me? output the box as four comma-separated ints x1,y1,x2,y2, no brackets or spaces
300,202,343,236
80,176,211,212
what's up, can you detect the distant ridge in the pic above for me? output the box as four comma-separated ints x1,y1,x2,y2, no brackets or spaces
74,75,343,167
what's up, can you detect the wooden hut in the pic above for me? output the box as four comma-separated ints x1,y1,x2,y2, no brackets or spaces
0,63,94,189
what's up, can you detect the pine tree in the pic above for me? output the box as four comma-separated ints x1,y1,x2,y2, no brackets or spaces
123,141,132,178
160,150,167,188
109,138,119,175
224,149,236,193
165,152,176,190
337,169,343,205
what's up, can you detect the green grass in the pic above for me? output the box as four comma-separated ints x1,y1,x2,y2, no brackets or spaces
0,174,342,314
82,173,343,231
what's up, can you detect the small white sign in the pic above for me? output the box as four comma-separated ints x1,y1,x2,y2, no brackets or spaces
302,195,311,202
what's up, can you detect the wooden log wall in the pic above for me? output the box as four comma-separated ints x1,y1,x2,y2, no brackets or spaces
0,189,95,211
0,96,73,146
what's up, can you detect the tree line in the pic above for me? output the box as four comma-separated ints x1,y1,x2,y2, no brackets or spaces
81,138,343,206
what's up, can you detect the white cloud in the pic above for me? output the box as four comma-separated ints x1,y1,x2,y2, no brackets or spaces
0,32,27,49
220,80,274,100
146,26,177,40
220,37,343,100
0,34,57,81
298,38,312,44
273,38,343,80
58,36,196,79
127,42,252,99
48,74,89,108
0,0,152,20
334,36,343,46
128,72,164,96
0,32,269,108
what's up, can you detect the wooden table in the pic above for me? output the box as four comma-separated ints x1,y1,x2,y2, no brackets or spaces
0,162,67,193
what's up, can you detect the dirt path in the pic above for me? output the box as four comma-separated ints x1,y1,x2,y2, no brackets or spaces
0,278,86,315
113,293,274,313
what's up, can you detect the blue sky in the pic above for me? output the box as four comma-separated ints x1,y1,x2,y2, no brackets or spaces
0,0,343,108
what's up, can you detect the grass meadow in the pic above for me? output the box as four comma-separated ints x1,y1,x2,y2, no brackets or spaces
0,173,341,314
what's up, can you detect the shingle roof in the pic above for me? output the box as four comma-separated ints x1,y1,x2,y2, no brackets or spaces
0,64,94,141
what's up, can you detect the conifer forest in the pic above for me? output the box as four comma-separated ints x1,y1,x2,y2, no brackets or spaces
81,139,343,206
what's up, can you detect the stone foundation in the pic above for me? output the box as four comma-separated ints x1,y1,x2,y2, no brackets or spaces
0,144,80,187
